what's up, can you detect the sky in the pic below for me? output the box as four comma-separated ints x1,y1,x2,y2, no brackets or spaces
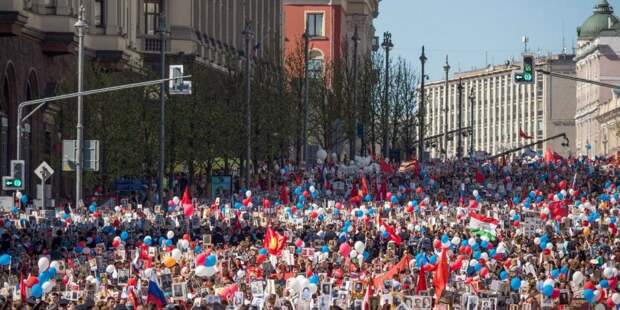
374,0,601,81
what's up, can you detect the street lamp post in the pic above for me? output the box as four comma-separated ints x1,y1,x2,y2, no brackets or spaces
158,6,166,207
74,2,87,208
352,26,360,157
302,30,310,166
381,32,393,159
243,21,254,188
443,55,450,159
418,46,427,162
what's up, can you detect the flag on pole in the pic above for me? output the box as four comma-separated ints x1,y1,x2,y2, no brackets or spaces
433,247,449,301
263,227,287,256
415,267,427,294
146,273,167,309
379,219,402,246
361,172,369,196
468,212,498,240
519,129,533,139
363,281,374,310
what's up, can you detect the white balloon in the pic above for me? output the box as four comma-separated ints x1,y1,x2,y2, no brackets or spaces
612,293,620,304
451,237,461,245
354,241,365,253
572,271,584,284
205,266,218,277
172,196,180,205
42,281,53,294
288,278,300,292
112,270,118,279
167,230,175,239
171,249,182,261
357,254,364,263
546,243,553,250
309,186,316,193
246,190,252,198
49,261,60,270
106,264,116,274
349,250,358,259
472,190,479,197
468,238,476,246
543,279,555,288
317,149,328,161
534,237,541,245
195,265,209,278
604,267,615,279
38,257,50,272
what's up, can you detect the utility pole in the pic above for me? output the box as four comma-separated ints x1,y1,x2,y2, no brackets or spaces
456,79,463,160
243,21,254,188
352,26,360,157
74,1,86,208
158,5,166,207
443,55,450,159
418,46,427,162
381,32,393,159
302,30,310,166
469,88,475,157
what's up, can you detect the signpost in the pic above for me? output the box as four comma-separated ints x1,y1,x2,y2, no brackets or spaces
35,161,54,213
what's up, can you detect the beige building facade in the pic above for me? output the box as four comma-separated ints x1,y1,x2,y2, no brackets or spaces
423,54,576,159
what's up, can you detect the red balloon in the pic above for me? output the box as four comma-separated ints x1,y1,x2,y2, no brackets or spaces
26,275,38,288
416,187,423,195
291,206,297,213
386,192,393,200
433,239,442,249
263,199,271,208
183,233,191,241
256,254,267,264
112,239,121,248
469,200,478,208
607,298,615,309
540,213,548,221
480,267,489,277
406,206,414,213
335,202,343,209
512,221,520,227
303,191,310,198
543,248,551,256
128,278,137,286
478,258,487,265
584,281,595,290
464,246,472,255
242,198,250,206
310,211,318,219
62,275,69,285
551,288,560,299
450,261,462,272
196,253,207,266
295,239,304,248
504,259,512,268
559,180,567,190
339,243,351,257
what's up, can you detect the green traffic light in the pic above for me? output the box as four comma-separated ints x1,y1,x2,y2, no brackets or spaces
523,73,532,81
13,179,22,187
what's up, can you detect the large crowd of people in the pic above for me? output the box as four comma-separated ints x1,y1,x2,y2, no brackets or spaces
0,151,619,310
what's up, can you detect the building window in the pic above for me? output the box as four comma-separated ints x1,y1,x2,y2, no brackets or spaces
144,0,161,35
306,13,324,37
94,0,105,27
308,50,324,78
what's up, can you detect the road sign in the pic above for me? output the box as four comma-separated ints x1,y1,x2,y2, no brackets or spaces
63,140,100,171
2,160,25,190
34,161,54,181
169,65,192,95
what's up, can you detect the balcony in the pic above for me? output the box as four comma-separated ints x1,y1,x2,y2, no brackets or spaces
139,36,170,53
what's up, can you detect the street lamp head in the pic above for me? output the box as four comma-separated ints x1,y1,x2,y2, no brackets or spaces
381,32,393,50
443,55,450,72
419,46,427,63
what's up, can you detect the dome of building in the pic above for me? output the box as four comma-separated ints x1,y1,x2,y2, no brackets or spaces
578,0,620,38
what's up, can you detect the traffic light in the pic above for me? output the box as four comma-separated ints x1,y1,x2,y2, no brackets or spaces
2,160,25,191
521,55,535,84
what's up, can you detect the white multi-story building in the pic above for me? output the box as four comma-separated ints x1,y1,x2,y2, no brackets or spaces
422,54,576,159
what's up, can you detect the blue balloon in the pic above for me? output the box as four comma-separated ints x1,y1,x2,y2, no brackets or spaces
31,284,43,298
363,251,369,261
441,235,449,244
364,194,372,202
391,196,398,204
480,240,489,249
318,214,325,222
88,205,96,213
473,251,481,260
144,236,152,246
194,246,202,254
258,248,268,255
322,245,329,253
0,254,10,266
412,200,418,206
500,271,508,280
120,231,129,241
600,279,609,288
510,277,521,291
461,240,468,247
474,264,481,272
234,202,242,209
309,274,319,284
584,289,594,303
294,187,302,195
165,239,173,247
551,269,560,279
20,194,28,205
542,284,553,297
560,266,569,274
429,255,437,265
38,271,49,283
296,248,302,254
356,210,364,218
299,196,305,203
205,255,217,267
48,267,57,278
382,231,389,238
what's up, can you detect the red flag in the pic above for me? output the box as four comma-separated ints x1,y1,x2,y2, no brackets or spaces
415,267,427,294
361,173,369,196
279,184,289,205
264,227,287,256
549,201,569,219
20,273,26,302
379,219,402,246
433,247,449,301
380,159,394,174
129,286,141,308
363,281,374,310
519,129,533,139
181,186,191,205
544,148,554,163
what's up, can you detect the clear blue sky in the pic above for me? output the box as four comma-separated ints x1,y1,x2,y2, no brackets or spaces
374,0,600,81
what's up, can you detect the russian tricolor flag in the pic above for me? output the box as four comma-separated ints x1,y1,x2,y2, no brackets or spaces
146,273,167,309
